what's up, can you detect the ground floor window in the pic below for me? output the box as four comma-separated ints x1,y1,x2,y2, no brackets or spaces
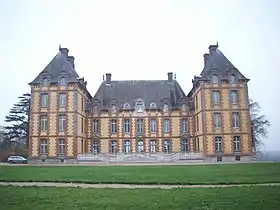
110,140,118,154
163,139,171,154
150,140,157,153
215,136,222,152
40,139,47,154
137,140,144,153
124,140,131,154
58,139,65,154
92,140,99,154
181,139,189,153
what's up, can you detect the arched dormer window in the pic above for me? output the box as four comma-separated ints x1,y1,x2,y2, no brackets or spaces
212,75,219,84
230,74,236,83
123,103,130,109
163,103,169,113
41,77,48,85
59,77,67,86
182,104,187,112
149,102,157,108
111,105,117,113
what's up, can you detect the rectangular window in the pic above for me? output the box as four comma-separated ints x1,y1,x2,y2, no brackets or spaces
230,90,238,104
163,119,170,133
197,137,200,151
124,119,130,133
92,140,99,154
81,97,84,112
195,95,198,110
196,116,199,131
214,113,221,129
232,112,240,128
150,140,157,153
137,119,144,133
40,139,47,154
92,119,99,133
40,93,49,107
111,119,117,133
215,136,222,152
182,119,188,132
59,114,66,132
40,115,48,131
81,117,84,133
150,119,157,133
181,139,189,153
212,91,220,105
110,140,118,154
58,139,65,154
233,136,241,152
59,93,66,107
137,140,144,153
124,140,130,154
163,139,171,154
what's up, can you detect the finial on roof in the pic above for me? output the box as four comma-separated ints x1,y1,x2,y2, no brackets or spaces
174,73,177,80
216,41,219,47
103,75,105,81
59,44,61,50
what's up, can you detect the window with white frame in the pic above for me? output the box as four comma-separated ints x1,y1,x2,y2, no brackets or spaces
181,119,188,132
212,91,220,105
182,104,187,112
214,113,221,129
124,119,130,133
137,119,143,133
92,140,99,154
215,136,222,152
150,140,157,153
150,119,157,133
58,139,65,154
59,114,66,132
123,103,130,109
111,119,117,133
163,139,171,154
232,112,240,128
149,102,157,108
233,136,241,152
41,77,48,85
40,93,49,107
136,102,144,113
59,93,67,107
230,90,238,104
110,140,118,154
40,115,48,131
182,139,189,153
92,119,99,133
40,139,47,154
163,119,170,133
59,77,67,86
124,140,130,154
163,104,169,113
230,74,236,83
137,140,144,153
212,74,219,83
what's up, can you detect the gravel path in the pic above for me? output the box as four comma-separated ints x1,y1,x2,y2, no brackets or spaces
0,182,280,189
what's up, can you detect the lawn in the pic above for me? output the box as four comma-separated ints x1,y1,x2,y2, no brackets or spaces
0,162,280,185
0,185,280,210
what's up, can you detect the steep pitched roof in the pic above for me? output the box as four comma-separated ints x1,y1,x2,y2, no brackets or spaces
29,48,80,85
93,79,187,109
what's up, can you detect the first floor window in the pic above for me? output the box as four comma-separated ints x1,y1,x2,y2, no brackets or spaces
163,119,170,133
182,119,188,132
182,139,189,153
150,140,157,153
230,90,238,104
40,93,49,107
110,140,118,154
92,140,99,154
137,140,144,153
111,119,117,133
150,119,157,133
40,139,47,154
58,139,65,154
124,140,130,154
233,136,241,152
215,136,222,152
59,114,66,132
40,115,48,131
214,113,221,129
124,119,130,133
92,119,99,133
137,119,143,133
59,93,67,107
163,139,171,154
232,112,240,128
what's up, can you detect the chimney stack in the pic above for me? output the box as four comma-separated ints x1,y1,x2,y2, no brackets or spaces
67,56,75,69
203,53,209,66
59,47,69,58
167,72,173,82
106,73,112,84
209,44,218,54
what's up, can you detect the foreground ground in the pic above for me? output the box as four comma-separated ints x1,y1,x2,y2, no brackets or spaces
1,185,280,210
0,162,280,184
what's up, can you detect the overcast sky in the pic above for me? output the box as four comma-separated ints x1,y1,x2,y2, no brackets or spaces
0,0,279,150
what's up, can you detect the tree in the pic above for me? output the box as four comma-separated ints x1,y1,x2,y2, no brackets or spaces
249,99,271,151
4,93,31,148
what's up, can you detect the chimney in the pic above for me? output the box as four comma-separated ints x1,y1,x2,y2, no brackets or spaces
106,73,112,84
67,56,75,69
203,53,209,66
167,72,173,82
59,47,69,58
209,44,218,54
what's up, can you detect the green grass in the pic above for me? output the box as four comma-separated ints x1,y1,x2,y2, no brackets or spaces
0,185,280,210
0,163,280,185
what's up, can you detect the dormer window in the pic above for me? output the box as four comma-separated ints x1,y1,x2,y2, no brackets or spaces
41,77,48,85
93,105,98,113
212,75,219,84
111,105,117,113
123,103,130,109
230,74,236,83
59,77,67,86
163,104,169,113
149,102,157,108
135,101,145,113
182,104,187,112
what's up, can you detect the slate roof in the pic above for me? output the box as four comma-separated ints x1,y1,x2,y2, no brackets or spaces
29,48,80,85
93,79,187,109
